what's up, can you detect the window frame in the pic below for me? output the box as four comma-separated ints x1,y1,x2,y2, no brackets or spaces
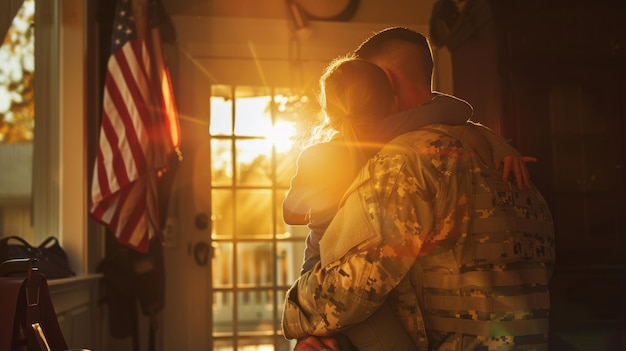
32,0,98,275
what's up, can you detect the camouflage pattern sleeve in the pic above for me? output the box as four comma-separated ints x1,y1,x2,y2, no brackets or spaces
282,141,438,339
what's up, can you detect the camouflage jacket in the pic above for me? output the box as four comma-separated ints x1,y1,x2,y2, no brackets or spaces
282,124,555,351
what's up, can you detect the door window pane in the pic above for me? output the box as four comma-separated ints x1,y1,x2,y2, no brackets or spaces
210,85,233,136
236,139,272,187
211,138,233,186
213,291,234,334
235,190,273,238
234,87,272,137
237,242,274,287
212,242,233,287
211,189,234,239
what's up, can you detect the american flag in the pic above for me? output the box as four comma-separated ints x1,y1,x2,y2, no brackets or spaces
90,0,181,253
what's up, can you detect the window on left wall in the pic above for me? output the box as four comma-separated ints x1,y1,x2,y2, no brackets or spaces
1,0,93,275
0,0,35,242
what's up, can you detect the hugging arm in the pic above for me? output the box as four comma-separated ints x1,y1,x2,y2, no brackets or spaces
282,153,431,339
375,93,472,144
468,121,536,188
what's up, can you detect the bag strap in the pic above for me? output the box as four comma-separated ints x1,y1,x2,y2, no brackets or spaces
38,236,59,249
1,235,35,249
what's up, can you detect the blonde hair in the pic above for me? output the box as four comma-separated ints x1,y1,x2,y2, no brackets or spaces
319,56,396,138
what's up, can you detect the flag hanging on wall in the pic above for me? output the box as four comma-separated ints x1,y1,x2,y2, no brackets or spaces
90,0,181,253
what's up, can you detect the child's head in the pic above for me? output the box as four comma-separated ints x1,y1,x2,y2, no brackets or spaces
319,56,397,133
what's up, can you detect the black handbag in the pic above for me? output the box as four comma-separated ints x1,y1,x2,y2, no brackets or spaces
0,236,75,280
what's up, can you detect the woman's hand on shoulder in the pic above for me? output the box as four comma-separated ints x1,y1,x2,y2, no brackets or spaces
496,155,537,189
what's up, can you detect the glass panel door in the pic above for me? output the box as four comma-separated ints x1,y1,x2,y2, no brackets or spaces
209,85,313,350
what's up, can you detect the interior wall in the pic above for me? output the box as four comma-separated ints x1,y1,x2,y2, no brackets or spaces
161,0,436,25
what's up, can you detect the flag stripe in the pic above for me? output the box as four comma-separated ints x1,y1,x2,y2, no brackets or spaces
100,106,126,194
106,60,144,181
